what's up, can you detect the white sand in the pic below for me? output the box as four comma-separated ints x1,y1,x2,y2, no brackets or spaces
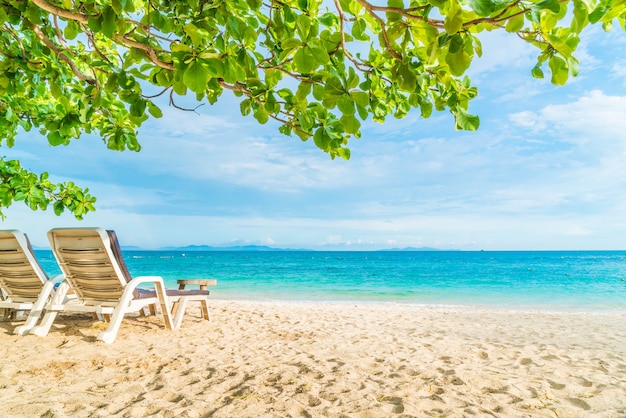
1,300,625,417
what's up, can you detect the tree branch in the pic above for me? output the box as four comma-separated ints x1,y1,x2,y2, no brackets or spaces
29,23,96,84
354,0,403,61
169,90,205,112
219,79,313,138
333,0,373,72
31,0,88,24
113,34,175,70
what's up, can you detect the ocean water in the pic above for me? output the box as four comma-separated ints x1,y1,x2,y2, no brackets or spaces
34,250,626,312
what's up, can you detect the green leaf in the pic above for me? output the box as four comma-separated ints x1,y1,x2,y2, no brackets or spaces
313,127,331,149
445,50,472,77
253,106,269,124
419,99,433,118
184,23,210,45
240,98,252,116
397,65,417,91
336,147,351,160
101,6,117,38
293,46,317,73
309,44,330,65
533,0,561,14
444,1,464,34
448,34,464,54
265,91,278,113
350,91,369,108
282,38,302,51
223,57,246,84
296,82,311,103
130,99,147,117
337,95,355,116
568,57,580,77
24,3,42,23
387,0,404,22
183,61,209,93
87,16,102,32
53,200,65,216
64,20,79,39
572,0,589,33
298,112,315,131
531,63,544,78
319,12,339,27
199,58,224,77
296,14,312,40
47,131,68,146
147,102,163,118
548,55,568,85
505,14,525,32
340,115,360,134
454,109,480,131
589,6,609,23
351,19,370,41
468,0,509,17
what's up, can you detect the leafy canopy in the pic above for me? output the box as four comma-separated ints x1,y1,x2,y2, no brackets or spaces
0,0,624,218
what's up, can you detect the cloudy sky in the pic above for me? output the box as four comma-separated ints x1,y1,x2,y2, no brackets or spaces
4,24,626,250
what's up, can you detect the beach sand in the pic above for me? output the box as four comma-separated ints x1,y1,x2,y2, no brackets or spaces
1,300,625,417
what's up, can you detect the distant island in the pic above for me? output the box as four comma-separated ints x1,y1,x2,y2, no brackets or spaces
119,245,455,252
155,245,307,252
34,244,457,252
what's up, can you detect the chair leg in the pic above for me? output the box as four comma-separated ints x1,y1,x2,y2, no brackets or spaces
15,280,63,336
30,281,71,336
97,305,128,344
30,310,59,337
140,305,156,317
0,308,15,320
172,297,189,330
200,299,210,321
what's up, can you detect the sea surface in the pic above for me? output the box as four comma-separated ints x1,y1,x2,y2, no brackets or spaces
34,250,626,312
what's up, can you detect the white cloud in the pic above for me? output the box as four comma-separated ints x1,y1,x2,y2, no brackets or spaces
507,110,545,130
508,90,626,143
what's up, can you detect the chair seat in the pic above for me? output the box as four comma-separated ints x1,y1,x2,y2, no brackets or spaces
137,288,210,298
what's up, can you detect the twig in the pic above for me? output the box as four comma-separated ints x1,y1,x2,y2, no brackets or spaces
29,23,96,84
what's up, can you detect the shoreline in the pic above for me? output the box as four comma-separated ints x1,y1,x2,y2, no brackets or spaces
209,296,626,314
1,299,625,417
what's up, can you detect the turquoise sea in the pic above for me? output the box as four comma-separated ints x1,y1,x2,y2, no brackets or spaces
34,250,626,312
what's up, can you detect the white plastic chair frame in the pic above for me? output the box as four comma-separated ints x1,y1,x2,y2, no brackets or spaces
0,230,65,335
31,228,175,344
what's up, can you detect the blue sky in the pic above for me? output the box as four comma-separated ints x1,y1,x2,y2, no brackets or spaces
4,25,626,250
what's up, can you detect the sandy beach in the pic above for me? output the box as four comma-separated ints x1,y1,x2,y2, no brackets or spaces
1,300,625,417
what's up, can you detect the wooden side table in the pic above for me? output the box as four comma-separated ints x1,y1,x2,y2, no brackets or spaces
177,279,217,291
175,279,217,320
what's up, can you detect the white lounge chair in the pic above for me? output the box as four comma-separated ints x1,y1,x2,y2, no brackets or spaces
32,228,211,343
0,230,65,335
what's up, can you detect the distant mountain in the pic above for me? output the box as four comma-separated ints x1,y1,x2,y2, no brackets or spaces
117,245,456,252
157,244,308,252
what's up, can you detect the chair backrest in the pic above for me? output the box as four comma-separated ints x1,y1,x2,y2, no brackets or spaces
47,228,131,305
0,230,49,302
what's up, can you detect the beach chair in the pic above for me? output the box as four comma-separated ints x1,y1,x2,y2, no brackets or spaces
31,227,211,343
0,230,65,335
